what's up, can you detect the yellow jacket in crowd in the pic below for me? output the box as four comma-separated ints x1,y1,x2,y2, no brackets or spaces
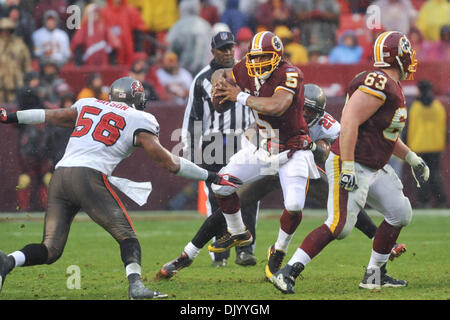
407,99,447,153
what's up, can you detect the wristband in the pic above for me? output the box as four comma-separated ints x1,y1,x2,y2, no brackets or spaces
17,109,46,124
341,160,355,172
176,157,209,180
405,151,420,167
236,92,250,106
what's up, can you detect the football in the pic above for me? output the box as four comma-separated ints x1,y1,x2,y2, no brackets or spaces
211,77,236,113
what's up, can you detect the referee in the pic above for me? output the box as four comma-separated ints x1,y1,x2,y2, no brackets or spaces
181,31,257,267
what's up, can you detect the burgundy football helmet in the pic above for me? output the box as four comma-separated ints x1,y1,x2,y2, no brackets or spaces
373,31,418,80
245,31,284,79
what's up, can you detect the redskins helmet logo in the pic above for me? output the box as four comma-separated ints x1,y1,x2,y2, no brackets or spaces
272,36,282,52
399,36,411,55
131,81,143,97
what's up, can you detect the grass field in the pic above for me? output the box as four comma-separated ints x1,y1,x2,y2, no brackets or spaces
0,209,449,301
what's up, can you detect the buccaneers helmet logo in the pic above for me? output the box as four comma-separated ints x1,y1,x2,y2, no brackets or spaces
131,81,143,97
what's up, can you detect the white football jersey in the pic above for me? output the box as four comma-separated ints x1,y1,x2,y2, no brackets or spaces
308,111,341,144
56,98,159,176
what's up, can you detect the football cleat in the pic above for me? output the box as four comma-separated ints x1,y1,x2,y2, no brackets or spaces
128,279,168,299
272,262,304,294
155,252,193,280
0,250,10,293
389,243,407,261
235,251,257,266
265,245,286,282
208,230,253,253
211,258,227,268
359,263,408,290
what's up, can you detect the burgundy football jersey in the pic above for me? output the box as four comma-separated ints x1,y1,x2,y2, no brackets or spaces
232,59,308,142
331,69,407,170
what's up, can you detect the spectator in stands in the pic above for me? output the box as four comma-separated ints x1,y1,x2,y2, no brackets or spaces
407,80,448,208
235,27,253,60
255,0,295,31
0,17,31,103
369,0,417,35
156,51,193,104
166,0,213,76
420,25,450,61
346,0,372,13
220,0,250,36
101,0,147,66
33,0,70,31
4,3,34,56
328,30,363,64
291,0,340,55
45,91,76,168
15,71,53,211
274,25,309,65
127,0,178,35
71,3,121,66
32,10,71,67
128,59,160,102
308,45,328,64
408,26,427,61
201,0,220,26
38,57,65,107
77,72,110,101
416,0,450,41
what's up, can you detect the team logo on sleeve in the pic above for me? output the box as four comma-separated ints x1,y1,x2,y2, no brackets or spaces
131,81,144,97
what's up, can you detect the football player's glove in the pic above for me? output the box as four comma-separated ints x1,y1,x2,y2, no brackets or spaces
0,108,17,124
339,160,358,192
286,134,313,158
207,172,243,189
405,151,430,187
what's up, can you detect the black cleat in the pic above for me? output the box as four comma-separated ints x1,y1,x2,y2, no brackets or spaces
155,252,193,280
235,251,257,266
265,245,286,282
129,279,168,299
0,251,10,293
272,262,304,294
208,230,253,253
359,263,408,290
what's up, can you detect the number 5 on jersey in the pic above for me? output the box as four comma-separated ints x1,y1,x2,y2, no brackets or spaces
72,106,126,146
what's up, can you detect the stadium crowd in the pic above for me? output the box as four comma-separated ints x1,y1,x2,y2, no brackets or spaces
0,0,448,210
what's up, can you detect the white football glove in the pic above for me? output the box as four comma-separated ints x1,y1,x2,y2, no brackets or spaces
338,160,358,192
405,151,430,188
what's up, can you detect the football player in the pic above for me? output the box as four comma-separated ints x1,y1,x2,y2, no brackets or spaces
0,76,241,299
156,84,405,280
208,31,318,259
271,31,430,294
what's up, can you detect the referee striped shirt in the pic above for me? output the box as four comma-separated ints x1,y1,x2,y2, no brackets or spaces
181,60,254,171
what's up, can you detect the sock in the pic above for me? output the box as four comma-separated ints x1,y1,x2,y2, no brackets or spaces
288,248,311,267
373,220,402,254
223,210,246,235
8,251,26,268
355,209,378,240
367,250,390,269
216,193,246,235
280,209,302,234
191,208,226,248
184,242,201,260
274,229,293,253
125,262,142,283
299,224,334,260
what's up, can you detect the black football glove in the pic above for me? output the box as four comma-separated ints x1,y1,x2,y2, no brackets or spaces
207,172,243,189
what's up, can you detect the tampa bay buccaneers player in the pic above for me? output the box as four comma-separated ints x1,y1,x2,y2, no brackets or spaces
271,31,430,294
0,76,241,299
207,31,319,257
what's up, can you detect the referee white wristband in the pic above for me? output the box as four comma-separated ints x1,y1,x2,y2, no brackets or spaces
236,92,250,106
17,109,46,124
176,157,209,181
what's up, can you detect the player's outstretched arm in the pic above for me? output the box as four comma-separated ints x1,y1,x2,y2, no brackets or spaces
0,107,77,128
135,131,243,188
